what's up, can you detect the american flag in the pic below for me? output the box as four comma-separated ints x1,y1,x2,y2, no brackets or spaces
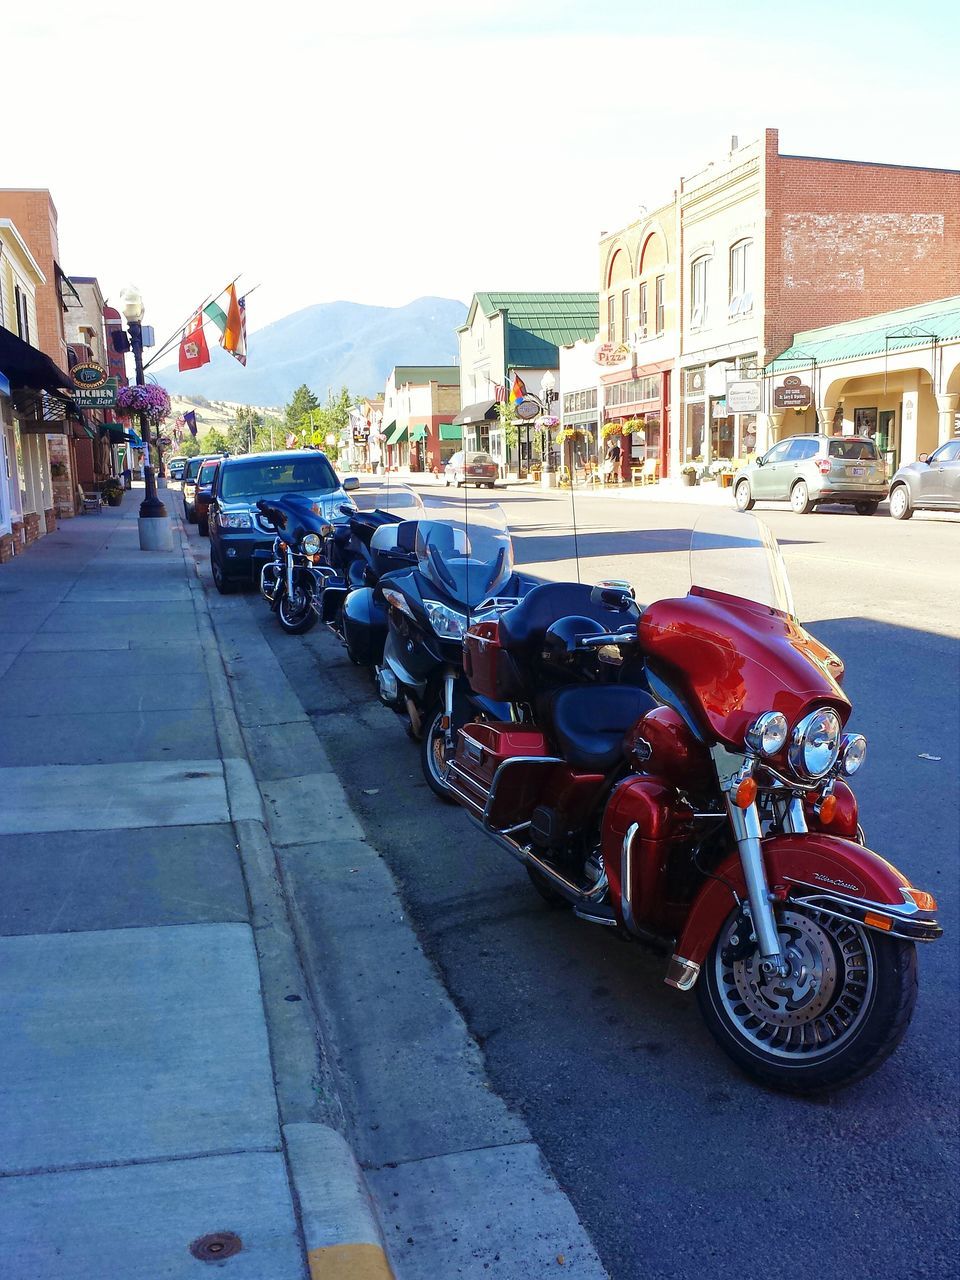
494,380,507,404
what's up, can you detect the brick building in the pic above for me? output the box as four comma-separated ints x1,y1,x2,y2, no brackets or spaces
598,130,960,474
381,366,460,473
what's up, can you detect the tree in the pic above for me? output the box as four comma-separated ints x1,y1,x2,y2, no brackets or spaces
203,428,230,454
181,436,201,458
285,384,320,429
229,405,262,456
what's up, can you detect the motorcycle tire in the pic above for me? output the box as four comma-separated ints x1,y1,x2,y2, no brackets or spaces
697,903,917,1094
420,703,458,804
277,583,318,635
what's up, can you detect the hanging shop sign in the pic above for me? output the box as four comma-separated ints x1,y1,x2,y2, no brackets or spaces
71,360,109,389
594,342,631,367
73,377,119,408
353,422,370,444
774,375,812,409
725,377,762,413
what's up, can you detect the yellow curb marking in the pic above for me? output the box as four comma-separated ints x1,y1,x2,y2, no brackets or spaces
308,1242,394,1280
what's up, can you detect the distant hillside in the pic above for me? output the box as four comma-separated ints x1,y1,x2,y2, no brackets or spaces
157,296,466,406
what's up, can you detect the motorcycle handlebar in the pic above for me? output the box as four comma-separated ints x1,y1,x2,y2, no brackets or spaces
577,631,641,649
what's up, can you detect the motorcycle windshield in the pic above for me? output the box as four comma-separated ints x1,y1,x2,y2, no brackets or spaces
688,510,796,618
352,483,424,519
415,497,514,608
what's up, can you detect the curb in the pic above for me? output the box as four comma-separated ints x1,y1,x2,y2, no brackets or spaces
285,1124,394,1280
173,516,394,1278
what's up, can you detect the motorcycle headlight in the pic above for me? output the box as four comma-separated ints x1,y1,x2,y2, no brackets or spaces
744,711,789,757
301,533,321,555
423,599,468,640
788,707,842,780
839,733,867,776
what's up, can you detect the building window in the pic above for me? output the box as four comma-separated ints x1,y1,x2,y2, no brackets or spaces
621,290,630,345
562,388,598,415
729,240,753,317
690,257,710,328
607,294,616,344
655,275,665,334
604,375,660,408
14,286,30,343
638,282,648,336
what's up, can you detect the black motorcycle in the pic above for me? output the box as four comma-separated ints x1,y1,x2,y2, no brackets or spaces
256,494,330,634
317,488,424,666
372,501,527,799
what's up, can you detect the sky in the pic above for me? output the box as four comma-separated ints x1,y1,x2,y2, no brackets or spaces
5,0,959,366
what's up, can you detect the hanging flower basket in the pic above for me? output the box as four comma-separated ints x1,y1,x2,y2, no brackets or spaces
621,416,646,436
600,421,624,441
555,426,585,446
115,385,171,426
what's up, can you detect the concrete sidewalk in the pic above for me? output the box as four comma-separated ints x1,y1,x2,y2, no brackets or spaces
0,491,388,1279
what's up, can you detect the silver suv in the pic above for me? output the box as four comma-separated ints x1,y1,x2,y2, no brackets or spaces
733,435,888,515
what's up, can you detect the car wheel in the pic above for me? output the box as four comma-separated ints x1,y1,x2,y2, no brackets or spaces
487,483,496,489
734,480,755,511
889,485,913,520
854,501,879,516
210,549,237,594
790,480,814,514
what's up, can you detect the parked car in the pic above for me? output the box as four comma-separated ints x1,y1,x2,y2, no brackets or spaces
888,439,960,519
181,455,208,522
167,456,188,481
444,450,498,488
194,457,222,537
733,435,888,515
207,450,360,593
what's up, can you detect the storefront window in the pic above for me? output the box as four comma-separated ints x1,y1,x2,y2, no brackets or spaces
685,402,705,461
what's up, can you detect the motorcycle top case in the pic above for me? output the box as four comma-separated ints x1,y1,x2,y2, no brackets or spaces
463,620,524,701
450,721,556,827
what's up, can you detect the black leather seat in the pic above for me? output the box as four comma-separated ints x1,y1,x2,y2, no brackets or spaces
498,582,639,652
546,685,655,773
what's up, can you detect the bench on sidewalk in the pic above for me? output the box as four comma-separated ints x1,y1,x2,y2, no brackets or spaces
81,491,104,514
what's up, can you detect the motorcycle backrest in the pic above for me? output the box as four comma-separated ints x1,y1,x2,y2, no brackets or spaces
370,519,421,577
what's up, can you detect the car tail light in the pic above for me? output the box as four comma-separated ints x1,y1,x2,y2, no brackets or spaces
817,459,832,474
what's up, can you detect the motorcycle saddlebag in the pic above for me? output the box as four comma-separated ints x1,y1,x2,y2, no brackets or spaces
342,587,389,665
463,620,524,701
449,721,556,828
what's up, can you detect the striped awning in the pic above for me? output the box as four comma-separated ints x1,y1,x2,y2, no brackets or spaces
386,424,407,446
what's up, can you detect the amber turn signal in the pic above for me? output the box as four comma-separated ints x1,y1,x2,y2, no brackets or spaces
818,793,838,824
733,778,758,808
904,888,938,912
864,911,893,931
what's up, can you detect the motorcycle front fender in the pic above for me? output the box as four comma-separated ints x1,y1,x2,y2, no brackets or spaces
674,833,942,977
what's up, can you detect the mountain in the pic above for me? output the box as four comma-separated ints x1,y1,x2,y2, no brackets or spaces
156,296,467,407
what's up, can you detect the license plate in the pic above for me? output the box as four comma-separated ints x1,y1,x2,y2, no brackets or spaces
852,466,865,477
469,468,483,475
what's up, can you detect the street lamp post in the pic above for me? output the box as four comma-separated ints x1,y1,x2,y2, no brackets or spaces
120,285,172,551
539,370,559,488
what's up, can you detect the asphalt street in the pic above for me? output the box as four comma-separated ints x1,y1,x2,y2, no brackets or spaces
196,484,959,1280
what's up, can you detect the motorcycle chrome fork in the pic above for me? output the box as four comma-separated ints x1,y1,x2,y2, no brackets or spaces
712,747,785,975
285,546,295,599
442,668,456,751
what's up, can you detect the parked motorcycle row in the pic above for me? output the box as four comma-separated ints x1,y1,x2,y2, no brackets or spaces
253,484,942,1093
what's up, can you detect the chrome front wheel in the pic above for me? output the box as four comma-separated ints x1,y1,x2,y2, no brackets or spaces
277,582,317,634
698,904,917,1092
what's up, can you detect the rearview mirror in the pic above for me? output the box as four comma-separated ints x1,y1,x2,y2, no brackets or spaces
918,453,929,463
755,454,765,466
342,475,360,492
591,580,635,612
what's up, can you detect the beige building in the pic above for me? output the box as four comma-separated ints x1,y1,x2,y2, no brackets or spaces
768,296,960,468
381,366,460,473
0,218,61,562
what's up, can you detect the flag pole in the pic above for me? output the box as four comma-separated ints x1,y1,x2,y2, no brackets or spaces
143,274,242,371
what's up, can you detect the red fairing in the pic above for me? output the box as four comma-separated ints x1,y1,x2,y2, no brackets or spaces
675,833,912,967
639,591,850,750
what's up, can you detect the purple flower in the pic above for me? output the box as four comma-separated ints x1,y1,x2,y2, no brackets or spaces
116,385,171,425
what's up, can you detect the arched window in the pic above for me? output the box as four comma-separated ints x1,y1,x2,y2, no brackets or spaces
729,240,754,317
690,256,710,328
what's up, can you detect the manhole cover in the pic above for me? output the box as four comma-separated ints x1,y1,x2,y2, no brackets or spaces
189,1232,243,1262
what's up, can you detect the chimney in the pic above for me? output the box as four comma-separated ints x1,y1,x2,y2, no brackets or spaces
730,134,739,152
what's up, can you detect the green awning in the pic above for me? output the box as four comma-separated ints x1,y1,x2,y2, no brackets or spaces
439,423,462,441
409,425,427,443
386,424,407,445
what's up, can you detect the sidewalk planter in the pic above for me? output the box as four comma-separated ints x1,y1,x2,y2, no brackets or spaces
681,470,697,487
719,472,734,489
101,480,124,507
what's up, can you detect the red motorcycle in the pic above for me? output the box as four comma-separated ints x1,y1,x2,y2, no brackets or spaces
446,511,941,1092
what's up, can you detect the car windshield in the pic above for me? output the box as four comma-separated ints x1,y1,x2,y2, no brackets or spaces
467,453,494,464
689,510,796,617
828,438,879,460
415,496,513,608
198,461,219,483
184,458,204,481
219,454,339,500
